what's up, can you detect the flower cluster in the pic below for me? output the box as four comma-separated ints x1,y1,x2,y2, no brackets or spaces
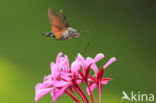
35,52,116,103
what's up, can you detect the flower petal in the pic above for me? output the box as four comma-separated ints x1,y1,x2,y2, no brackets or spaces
51,63,61,79
35,83,53,101
60,72,71,81
91,64,99,75
85,57,93,66
71,61,80,76
96,68,104,82
56,52,63,63
93,53,104,63
76,80,83,84
50,62,55,74
76,53,87,73
52,80,71,87
104,57,116,69
76,53,85,62
62,55,69,72
52,85,68,102
86,57,98,75
101,78,112,84
86,83,97,95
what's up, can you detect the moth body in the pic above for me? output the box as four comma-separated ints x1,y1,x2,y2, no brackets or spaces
60,27,80,40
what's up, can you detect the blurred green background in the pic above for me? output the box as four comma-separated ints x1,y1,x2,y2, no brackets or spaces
0,0,156,103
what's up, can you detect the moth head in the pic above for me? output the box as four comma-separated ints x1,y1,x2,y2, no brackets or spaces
67,27,80,38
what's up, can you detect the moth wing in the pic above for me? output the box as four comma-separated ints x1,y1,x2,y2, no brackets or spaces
48,8,66,39
60,9,70,27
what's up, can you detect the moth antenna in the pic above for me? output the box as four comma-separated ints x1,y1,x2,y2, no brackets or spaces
78,29,90,33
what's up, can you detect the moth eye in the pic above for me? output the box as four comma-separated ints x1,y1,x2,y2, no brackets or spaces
69,31,72,34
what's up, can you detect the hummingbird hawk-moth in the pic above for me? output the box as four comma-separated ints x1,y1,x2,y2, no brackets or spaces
42,8,80,40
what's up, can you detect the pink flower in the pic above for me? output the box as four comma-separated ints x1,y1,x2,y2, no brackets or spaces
86,57,116,103
86,57,116,94
35,52,116,103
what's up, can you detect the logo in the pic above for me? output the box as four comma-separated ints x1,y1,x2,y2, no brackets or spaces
121,91,155,102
